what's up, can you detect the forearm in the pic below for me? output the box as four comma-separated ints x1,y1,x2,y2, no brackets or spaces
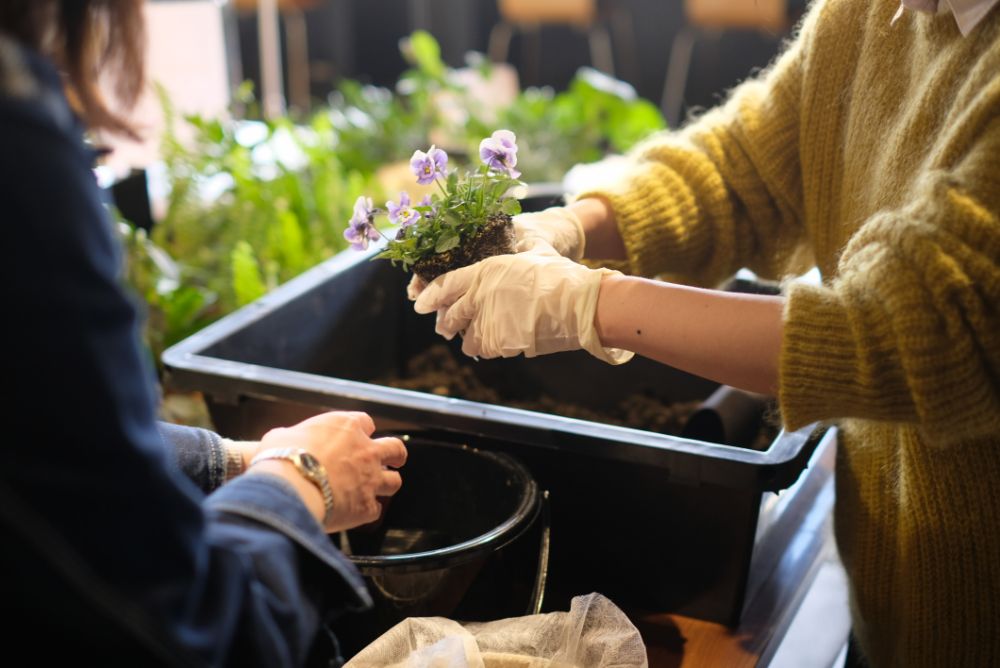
595,274,784,395
568,197,626,260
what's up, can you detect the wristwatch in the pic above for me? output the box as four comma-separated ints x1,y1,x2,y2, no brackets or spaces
251,447,334,523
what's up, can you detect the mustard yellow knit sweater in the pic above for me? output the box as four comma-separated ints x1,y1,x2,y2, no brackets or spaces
581,1,1000,665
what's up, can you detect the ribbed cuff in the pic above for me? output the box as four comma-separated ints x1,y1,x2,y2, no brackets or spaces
220,438,255,482
577,154,730,284
779,282,859,430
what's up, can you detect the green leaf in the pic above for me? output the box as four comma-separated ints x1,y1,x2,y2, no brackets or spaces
231,241,267,306
405,30,445,80
161,286,211,346
235,80,256,105
501,198,521,215
277,209,307,274
200,118,225,144
606,99,666,152
442,209,463,227
435,231,460,253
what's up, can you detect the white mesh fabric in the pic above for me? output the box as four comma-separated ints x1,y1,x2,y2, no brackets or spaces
345,617,482,668
344,593,647,668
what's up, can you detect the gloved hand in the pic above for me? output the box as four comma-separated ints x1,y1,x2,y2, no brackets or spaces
512,206,586,260
414,243,634,364
405,206,586,303
406,273,427,301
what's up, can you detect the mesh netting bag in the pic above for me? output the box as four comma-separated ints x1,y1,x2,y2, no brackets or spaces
344,593,647,668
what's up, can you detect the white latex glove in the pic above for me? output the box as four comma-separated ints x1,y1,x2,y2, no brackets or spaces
406,273,427,301
414,243,633,364
405,206,585,303
512,206,586,261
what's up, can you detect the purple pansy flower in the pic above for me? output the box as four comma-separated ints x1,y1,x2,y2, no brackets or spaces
349,195,375,229
410,145,448,185
386,192,421,228
479,129,520,179
386,192,410,221
344,224,379,250
344,195,380,250
418,194,437,219
396,208,420,228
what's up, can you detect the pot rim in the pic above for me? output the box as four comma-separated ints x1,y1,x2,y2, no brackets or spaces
345,435,540,573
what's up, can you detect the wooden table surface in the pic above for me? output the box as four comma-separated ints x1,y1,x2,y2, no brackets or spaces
628,432,837,668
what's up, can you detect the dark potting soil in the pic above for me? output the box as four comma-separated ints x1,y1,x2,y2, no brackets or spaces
380,344,701,437
412,213,516,283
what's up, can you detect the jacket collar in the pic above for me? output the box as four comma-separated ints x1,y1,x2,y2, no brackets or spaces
895,0,1000,35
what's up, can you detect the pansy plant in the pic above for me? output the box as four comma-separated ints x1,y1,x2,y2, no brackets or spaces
346,130,524,272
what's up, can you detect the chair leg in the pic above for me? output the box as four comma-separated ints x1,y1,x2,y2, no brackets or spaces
258,0,285,118
588,24,615,76
409,0,432,30
284,8,311,113
490,13,619,84
661,25,698,127
488,21,514,63
608,4,639,85
523,24,542,86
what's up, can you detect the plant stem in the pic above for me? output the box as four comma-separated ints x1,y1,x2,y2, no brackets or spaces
434,176,448,198
478,167,486,216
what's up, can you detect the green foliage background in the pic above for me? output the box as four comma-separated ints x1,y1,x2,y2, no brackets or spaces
117,32,665,370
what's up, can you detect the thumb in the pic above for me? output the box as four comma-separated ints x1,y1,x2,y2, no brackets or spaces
515,235,550,253
522,239,561,257
406,274,427,301
413,264,479,314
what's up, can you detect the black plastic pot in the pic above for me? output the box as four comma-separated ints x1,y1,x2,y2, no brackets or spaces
330,435,548,658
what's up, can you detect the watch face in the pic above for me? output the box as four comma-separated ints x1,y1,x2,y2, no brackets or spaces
299,452,322,474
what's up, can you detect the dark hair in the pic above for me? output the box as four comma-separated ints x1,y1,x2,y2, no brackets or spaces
0,0,145,138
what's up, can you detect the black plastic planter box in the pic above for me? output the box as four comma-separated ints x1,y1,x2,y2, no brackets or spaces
164,246,832,627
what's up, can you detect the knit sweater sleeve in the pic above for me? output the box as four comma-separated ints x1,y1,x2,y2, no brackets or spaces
576,5,822,285
780,118,1000,444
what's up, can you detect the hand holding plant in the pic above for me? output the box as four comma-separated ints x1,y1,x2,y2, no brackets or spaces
345,130,525,282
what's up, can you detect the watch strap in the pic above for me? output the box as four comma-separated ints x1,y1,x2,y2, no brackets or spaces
251,447,334,524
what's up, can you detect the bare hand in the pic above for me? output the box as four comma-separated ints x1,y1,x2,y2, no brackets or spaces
257,412,407,532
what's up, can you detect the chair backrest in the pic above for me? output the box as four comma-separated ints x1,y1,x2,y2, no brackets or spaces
685,0,787,31
498,0,598,27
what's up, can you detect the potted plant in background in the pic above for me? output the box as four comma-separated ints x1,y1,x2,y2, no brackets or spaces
115,84,379,425
467,67,666,183
117,30,667,427
345,130,524,282
327,31,446,176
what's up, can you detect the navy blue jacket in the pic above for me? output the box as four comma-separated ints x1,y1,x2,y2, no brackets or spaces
0,40,370,666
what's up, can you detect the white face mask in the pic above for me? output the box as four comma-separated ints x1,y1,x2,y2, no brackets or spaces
894,0,999,35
